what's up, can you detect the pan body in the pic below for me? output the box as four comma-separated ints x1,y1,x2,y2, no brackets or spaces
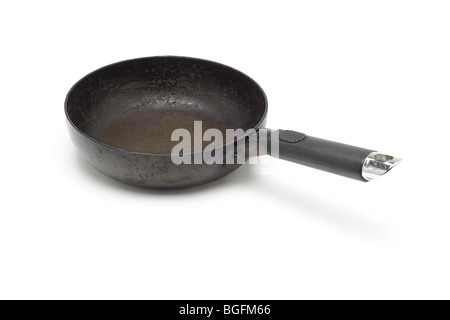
65,57,267,188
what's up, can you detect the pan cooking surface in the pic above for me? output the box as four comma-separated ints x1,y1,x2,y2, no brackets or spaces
66,57,267,155
89,109,231,154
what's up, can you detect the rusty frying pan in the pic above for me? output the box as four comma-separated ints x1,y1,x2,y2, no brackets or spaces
65,56,400,188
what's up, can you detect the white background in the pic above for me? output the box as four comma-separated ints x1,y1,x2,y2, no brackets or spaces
1,1,449,300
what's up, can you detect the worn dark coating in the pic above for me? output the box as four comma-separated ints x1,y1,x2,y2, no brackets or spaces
65,57,267,188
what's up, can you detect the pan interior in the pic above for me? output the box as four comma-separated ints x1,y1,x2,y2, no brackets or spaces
65,57,267,154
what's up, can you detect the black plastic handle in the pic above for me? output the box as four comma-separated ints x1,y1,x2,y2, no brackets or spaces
269,130,375,182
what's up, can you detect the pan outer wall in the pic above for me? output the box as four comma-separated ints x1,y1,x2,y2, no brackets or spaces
68,119,266,188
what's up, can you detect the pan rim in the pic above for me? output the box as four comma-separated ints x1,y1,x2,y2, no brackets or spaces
64,55,268,157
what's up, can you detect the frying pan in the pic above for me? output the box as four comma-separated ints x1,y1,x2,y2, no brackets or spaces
65,56,400,188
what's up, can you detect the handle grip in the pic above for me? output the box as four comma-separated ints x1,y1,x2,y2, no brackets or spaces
269,129,394,182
